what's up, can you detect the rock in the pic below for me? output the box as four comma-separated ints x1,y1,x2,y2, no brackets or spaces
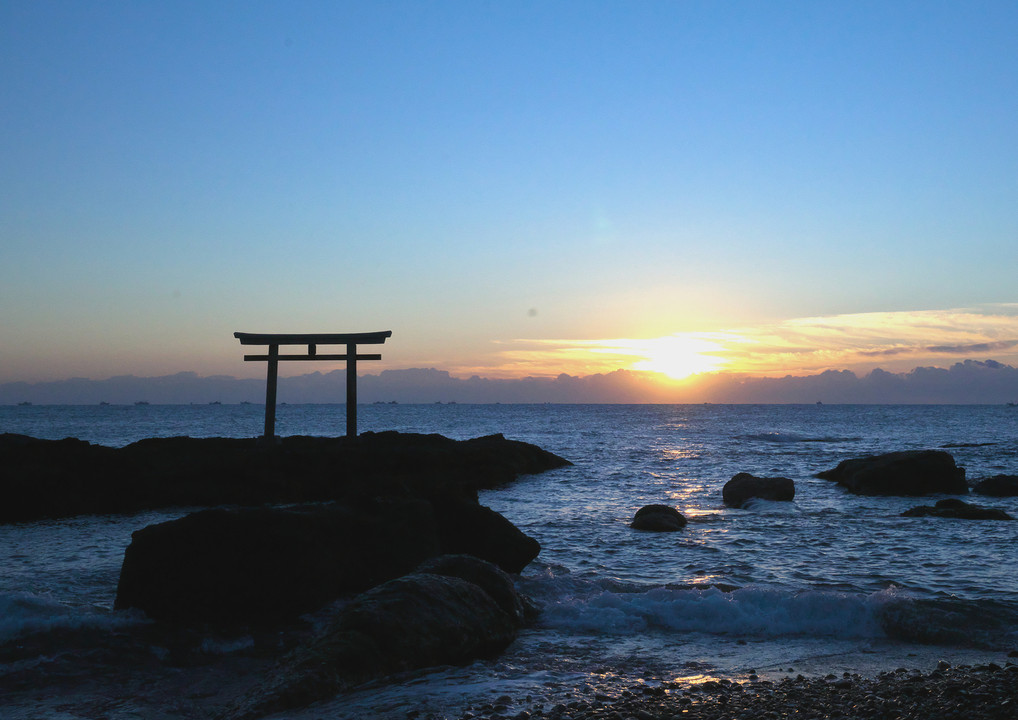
415,554,526,623
972,474,1018,497
815,450,967,496
0,431,571,524
115,498,541,624
630,504,687,532
901,498,1013,521
226,564,524,719
114,500,441,624
431,498,540,574
722,473,795,508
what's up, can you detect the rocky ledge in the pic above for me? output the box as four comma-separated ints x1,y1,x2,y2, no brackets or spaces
0,431,571,523
816,449,967,496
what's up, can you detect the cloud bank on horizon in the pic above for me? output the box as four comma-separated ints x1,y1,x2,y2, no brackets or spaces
2,3,1017,386
4,358,1018,406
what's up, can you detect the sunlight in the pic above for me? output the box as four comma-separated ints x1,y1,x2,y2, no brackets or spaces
629,336,726,379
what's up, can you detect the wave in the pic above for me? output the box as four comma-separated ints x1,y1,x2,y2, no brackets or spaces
519,573,1018,649
737,432,863,444
0,591,144,645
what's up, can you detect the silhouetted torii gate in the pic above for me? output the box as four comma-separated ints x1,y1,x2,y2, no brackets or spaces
234,331,392,439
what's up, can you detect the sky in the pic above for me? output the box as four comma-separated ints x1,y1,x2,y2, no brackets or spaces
3,1,1017,391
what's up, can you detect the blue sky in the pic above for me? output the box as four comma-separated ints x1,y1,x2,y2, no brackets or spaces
2,1,1017,384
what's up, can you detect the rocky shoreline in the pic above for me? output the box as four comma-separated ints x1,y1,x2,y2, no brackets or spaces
0,430,571,523
452,660,1018,720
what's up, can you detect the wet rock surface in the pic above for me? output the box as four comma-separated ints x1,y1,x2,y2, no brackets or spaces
902,497,1013,521
225,558,527,720
972,473,1018,497
722,472,795,508
630,504,687,531
816,449,967,496
0,430,571,523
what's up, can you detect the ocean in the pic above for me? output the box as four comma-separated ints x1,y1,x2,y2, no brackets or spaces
2,403,1017,718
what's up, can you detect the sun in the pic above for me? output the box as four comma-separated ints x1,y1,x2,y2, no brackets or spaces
630,336,726,380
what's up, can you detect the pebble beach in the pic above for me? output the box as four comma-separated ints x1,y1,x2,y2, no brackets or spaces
455,661,1018,720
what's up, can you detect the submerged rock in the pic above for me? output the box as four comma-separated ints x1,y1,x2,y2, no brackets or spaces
901,498,1013,521
815,450,967,496
630,504,687,532
226,559,526,719
722,472,795,508
972,474,1018,497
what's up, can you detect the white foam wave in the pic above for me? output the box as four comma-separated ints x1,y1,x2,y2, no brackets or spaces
0,591,143,644
532,582,886,639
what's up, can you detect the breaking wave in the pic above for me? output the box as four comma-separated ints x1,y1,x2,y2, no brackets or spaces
520,573,1018,649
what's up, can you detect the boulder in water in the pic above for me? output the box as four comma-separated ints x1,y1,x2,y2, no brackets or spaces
972,474,1018,497
114,497,541,624
226,559,526,719
902,498,1013,521
630,504,687,532
815,450,967,496
722,472,795,508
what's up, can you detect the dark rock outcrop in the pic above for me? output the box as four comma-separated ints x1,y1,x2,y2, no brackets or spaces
630,504,687,532
972,474,1018,497
115,500,540,624
226,560,526,719
902,498,1013,521
722,472,795,508
415,554,527,623
815,450,967,496
0,431,571,523
431,498,540,574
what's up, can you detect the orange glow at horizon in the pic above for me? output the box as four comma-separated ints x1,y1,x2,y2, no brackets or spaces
439,306,1018,382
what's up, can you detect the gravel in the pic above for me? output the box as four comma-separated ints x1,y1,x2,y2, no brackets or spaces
453,661,1018,720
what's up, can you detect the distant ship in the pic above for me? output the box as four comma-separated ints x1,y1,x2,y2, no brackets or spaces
99,401,110,406
17,401,32,406
209,401,221,405
134,401,150,406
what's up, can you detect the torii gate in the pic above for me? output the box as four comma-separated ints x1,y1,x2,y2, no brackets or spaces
234,331,391,439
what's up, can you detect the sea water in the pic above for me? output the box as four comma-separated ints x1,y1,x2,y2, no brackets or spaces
1,403,1017,718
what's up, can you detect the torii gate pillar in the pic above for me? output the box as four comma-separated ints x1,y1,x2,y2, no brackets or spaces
234,331,391,439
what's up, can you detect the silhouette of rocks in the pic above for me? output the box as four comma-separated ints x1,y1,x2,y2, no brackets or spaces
0,431,571,524
972,474,1018,497
723,472,795,508
902,498,1013,521
115,499,541,624
431,498,540,573
630,504,687,531
816,449,967,496
226,559,525,720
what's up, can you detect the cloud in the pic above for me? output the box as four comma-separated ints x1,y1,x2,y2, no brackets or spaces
484,304,1018,378
5,360,1018,405
926,340,1018,354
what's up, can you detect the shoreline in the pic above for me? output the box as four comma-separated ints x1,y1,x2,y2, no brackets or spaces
454,660,1018,720
2,643,1015,719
